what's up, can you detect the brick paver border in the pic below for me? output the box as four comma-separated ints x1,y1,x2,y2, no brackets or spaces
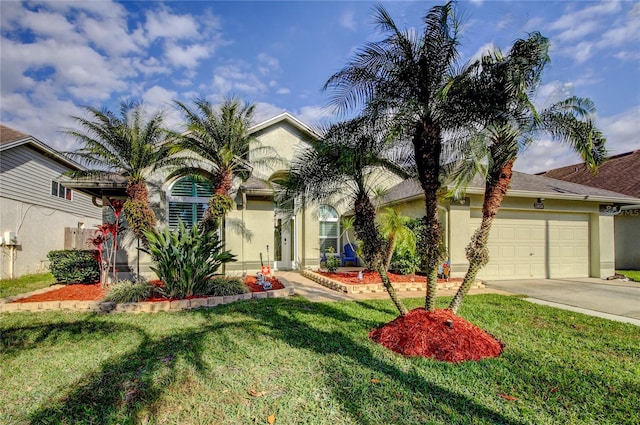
0,278,294,314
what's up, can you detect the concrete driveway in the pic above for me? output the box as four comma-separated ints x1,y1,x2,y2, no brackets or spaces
485,277,640,324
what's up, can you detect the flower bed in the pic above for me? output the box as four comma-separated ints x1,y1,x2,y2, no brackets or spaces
2,276,293,313
243,275,285,292
314,270,462,285
303,270,481,294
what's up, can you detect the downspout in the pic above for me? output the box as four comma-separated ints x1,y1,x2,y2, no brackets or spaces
438,204,449,255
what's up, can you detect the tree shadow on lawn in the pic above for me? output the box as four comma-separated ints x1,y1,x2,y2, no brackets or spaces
1,317,126,358
203,298,524,425
22,298,523,424
25,316,243,425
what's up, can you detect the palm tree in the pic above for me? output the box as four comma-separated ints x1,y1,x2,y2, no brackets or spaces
65,100,177,243
447,33,607,313
324,3,477,311
172,97,282,232
280,116,413,316
379,207,417,271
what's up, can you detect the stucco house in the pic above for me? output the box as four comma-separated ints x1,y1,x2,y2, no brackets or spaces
63,113,337,276
0,125,103,278
538,150,640,270
62,114,640,281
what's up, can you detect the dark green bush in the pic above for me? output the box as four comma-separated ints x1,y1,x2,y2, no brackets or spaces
206,276,250,296
47,250,100,284
142,222,236,298
104,279,156,303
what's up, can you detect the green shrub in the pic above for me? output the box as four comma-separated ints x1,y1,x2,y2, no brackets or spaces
206,276,250,296
142,222,236,298
46,250,100,284
390,250,421,275
104,279,155,303
324,247,340,272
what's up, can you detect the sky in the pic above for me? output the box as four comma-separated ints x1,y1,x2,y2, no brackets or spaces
1,0,638,174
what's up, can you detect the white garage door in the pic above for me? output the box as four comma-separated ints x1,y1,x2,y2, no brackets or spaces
471,211,589,280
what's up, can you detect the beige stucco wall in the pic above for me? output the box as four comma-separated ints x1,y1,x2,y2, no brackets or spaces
225,198,275,274
0,197,102,278
382,192,618,279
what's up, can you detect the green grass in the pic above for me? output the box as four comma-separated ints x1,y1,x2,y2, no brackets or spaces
617,270,640,282
0,272,56,298
1,295,638,425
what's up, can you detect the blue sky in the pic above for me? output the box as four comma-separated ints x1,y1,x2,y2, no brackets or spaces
1,1,638,173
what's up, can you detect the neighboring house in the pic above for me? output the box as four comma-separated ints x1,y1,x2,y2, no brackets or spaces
538,150,640,269
62,112,639,281
380,172,640,280
0,125,103,278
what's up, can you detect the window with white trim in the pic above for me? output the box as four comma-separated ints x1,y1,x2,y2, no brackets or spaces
51,181,72,201
319,205,339,254
167,177,214,229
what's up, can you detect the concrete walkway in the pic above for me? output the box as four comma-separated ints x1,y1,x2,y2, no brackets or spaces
278,271,640,326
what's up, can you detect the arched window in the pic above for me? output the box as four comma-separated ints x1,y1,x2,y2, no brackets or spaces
167,177,214,228
319,205,339,254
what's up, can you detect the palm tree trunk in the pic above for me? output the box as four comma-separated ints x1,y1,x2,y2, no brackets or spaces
385,234,396,271
354,194,408,316
377,264,409,316
414,122,443,312
448,158,515,314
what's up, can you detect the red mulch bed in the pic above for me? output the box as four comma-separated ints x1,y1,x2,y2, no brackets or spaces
12,276,284,303
12,283,106,303
369,308,503,363
316,270,461,285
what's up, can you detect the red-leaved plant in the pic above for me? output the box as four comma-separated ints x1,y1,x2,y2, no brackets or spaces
88,198,126,286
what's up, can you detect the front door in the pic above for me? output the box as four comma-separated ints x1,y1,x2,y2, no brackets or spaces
274,217,293,270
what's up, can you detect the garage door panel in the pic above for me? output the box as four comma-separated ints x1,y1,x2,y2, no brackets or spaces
472,213,589,280
549,219,589,278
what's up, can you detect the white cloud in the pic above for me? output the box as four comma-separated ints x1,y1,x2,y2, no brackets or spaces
548,1,620,32
276,88,291,95
144,8,201,41
0,90,86,152
467,42,496,63
573,41,594,64
164,42,211,69
614,50,640,61
253,102,287,124
515,105,640,173
142,85,177,109
257,53,280,75
555,21,600,43
339,9,357,31
210,62,268,96
295,105,336,127
598,106,640,155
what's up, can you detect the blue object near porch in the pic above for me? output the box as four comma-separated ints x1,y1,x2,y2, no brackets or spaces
341,243,358,267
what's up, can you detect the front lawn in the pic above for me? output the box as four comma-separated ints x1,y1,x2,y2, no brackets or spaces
0,272,56,298
617,270,640,282
1,295,638,424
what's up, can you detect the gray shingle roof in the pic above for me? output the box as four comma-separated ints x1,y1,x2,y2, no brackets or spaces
382,171,639,205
